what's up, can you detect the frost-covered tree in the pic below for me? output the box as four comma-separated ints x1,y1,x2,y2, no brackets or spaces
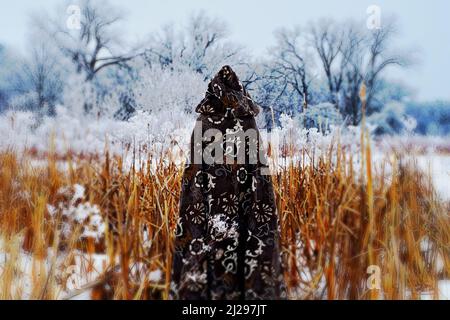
132,62,205,114
341,18,410,124
250,27,318,128
252,18,410,128
143,12,252,82
9,42,64,116
305,18,410,125
308,19,347,106
32,0,141,82
364,19,410,112
0,44,11,111
269,27,315,110
29,0,144,115
0,44,24,112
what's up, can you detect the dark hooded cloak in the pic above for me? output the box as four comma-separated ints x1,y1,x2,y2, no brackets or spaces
169,65,286,300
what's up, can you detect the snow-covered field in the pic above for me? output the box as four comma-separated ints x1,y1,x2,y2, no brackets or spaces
0,109,449,300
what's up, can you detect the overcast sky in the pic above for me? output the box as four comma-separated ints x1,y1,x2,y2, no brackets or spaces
1,0,449,101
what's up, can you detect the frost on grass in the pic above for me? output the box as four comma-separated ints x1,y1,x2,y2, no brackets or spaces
0,184,163,300
50,184,106,242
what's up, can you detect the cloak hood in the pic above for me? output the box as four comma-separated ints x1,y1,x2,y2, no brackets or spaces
195,65,260,118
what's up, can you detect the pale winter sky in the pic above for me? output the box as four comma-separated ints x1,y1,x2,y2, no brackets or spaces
0,0,449,101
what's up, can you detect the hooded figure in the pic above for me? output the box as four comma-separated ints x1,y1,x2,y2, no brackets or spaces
170,66,286,300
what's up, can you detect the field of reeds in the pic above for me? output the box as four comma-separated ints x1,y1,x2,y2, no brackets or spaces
0,138,449,300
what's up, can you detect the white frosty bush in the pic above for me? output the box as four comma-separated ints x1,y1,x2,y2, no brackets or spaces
133,64,206,115
0,104,194,158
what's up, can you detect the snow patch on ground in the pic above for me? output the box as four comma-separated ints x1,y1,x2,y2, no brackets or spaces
438,280,450,300
416,155,450,201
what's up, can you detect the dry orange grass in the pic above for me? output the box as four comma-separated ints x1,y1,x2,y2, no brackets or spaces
0,142,449,300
